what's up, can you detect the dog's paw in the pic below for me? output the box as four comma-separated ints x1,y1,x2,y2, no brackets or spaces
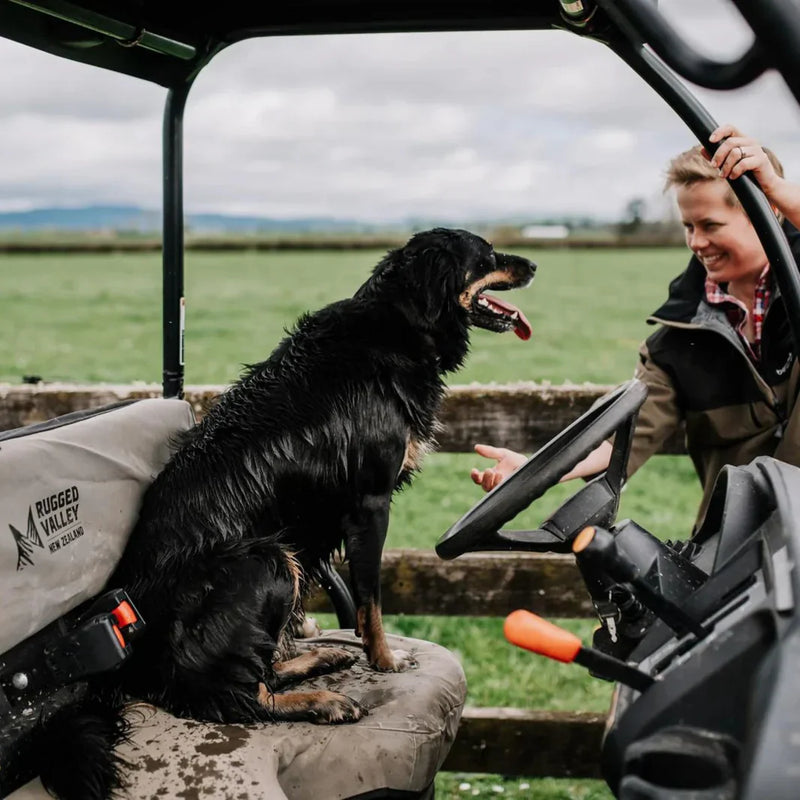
312,646,358,673
370,648,418,672
311,691,366,724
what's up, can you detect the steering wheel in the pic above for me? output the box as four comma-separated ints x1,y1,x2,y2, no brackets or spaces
436,379,648,559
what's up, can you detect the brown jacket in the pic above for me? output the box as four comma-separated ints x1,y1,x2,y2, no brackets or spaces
628,222,800,526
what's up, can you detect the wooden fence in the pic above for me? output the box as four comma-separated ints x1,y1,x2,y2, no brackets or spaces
0,382,686,780
0,381,685,455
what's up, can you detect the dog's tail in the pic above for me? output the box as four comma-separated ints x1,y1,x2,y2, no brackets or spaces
29,688,130,800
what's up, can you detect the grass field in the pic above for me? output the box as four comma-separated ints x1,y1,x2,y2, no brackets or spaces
0,246,683,385
0,246,702,798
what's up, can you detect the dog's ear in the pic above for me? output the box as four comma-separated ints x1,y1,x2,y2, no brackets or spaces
355,232,467,326
401,244,465,324
396,236,472,372
354,229,474,371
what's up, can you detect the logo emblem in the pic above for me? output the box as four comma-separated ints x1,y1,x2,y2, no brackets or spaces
7,485,83,570
9,508,44,571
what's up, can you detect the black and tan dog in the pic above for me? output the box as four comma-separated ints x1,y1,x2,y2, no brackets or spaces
40,228,535,798
113,228,535,724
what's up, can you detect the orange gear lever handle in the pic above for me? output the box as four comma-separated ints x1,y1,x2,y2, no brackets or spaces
503,608,656,693
503,609,582,663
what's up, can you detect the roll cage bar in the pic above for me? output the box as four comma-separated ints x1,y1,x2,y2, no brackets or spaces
2,0,800,398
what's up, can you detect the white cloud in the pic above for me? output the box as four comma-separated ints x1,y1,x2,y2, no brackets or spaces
0,0,799,222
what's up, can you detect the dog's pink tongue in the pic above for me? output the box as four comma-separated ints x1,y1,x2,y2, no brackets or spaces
483,293,532,341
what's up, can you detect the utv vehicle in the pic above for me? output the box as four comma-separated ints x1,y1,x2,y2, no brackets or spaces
1,1,800,799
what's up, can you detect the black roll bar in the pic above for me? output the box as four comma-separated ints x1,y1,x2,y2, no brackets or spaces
161,82,193,399
596,0,768,90
590,0,800,107
7,0,197,61
730,0,800,108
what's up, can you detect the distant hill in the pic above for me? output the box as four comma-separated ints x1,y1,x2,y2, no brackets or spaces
0,205,660,246
0,205,379,234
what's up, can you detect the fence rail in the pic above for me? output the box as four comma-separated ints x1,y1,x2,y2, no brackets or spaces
0,381,685,454
307,549,593,618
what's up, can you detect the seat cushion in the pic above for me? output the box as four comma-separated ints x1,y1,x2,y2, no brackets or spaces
7,633,465,800
116,630,466,799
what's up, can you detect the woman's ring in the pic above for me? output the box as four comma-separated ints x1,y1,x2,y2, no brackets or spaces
737,146,746,161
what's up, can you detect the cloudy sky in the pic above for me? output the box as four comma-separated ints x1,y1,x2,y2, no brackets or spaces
1,0,799,224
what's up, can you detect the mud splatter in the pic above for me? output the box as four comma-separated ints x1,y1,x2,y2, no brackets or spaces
193,725,251,756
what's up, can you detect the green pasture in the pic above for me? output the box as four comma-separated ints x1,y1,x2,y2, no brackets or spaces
0,246,702,798
0,246,680,385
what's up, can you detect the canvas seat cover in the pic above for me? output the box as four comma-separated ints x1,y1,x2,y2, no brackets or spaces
0,398,196,655
9,631,466,799
1,399,466,798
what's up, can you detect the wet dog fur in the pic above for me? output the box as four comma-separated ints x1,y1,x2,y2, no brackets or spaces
38,228,535,798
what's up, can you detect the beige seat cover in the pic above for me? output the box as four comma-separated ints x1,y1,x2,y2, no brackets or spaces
0,398,195,655
9,631,465,799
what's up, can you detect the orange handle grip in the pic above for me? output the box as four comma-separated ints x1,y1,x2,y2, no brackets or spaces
503,610,582,663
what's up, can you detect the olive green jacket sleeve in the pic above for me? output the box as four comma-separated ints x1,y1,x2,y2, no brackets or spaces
626,340,683,478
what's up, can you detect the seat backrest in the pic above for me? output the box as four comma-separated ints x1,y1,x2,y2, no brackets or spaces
0,398,195,655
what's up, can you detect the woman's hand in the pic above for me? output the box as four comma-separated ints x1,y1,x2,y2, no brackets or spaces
469,443,527,492
709,124,781,195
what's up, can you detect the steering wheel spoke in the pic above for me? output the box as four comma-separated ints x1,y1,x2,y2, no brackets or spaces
541,476,621,542
453,527,573,554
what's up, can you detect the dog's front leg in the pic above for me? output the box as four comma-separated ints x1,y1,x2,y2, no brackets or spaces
345,493,417,672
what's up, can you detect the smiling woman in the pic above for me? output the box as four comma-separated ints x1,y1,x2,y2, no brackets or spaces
669,141,785,311
677,179,769,289
472,124,800,531
634,130,800,523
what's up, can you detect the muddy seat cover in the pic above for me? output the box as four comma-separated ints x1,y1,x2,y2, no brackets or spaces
0,398,195,655
110,631,466,799
8,632,466,799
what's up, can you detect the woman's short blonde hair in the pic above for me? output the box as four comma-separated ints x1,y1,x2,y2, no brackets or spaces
665,144,785,220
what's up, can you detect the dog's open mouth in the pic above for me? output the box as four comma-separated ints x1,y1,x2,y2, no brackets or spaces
471,289,532,340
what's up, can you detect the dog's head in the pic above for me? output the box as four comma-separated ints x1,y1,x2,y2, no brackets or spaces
356,228,536,371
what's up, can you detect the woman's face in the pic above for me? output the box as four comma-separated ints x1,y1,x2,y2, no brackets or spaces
676,180,768,286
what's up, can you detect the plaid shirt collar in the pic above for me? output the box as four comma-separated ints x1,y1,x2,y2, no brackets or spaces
704,264,771,361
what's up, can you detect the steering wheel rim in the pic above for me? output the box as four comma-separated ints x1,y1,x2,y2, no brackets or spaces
436,379,648,559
